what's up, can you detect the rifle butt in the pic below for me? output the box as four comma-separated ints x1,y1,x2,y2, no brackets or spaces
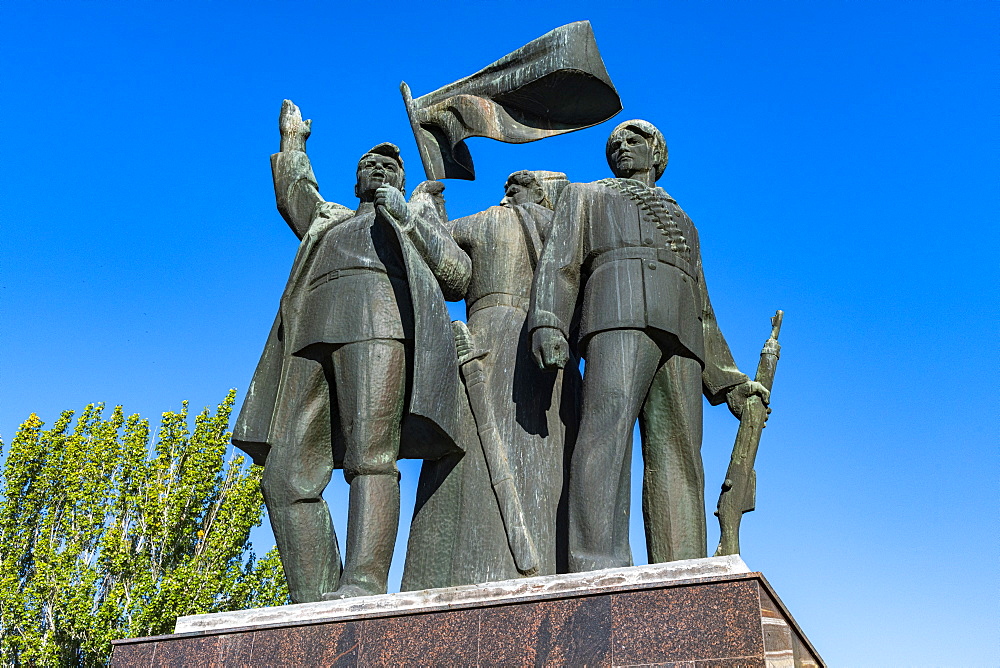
714,467,746,556
714,310,782,557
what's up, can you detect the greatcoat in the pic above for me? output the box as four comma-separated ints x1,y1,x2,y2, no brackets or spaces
232,150,471,467
402,201,579,590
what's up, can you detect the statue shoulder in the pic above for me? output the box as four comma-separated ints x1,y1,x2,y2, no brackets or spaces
517,201,553,218
314,200,354,223
302,201,354,240
552,180,610,207
578,179,616,192
450,205,504,232
653,186,678,204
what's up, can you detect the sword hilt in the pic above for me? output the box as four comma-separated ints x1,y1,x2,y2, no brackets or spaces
452,320,488,366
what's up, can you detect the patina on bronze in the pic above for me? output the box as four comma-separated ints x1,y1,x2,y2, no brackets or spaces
232,101,471,603
402,170,577,591
527,120,771,571
233,26,787,600
715,310,783,557
401,21,621,180
452,319,540,576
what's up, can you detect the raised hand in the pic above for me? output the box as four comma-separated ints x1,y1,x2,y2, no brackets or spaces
279,99,312,152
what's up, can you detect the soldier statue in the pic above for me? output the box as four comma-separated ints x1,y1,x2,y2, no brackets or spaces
527,119,770,571
232,101,470,602
403,170,578,589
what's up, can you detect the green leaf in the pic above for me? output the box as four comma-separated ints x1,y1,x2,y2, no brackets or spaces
0,390,289,667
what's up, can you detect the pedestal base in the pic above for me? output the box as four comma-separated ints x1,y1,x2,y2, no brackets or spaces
111,556,823,667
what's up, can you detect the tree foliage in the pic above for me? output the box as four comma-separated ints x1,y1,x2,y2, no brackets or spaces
0,391,289,667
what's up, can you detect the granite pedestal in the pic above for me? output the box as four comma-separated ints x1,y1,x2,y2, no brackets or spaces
111,555,823,667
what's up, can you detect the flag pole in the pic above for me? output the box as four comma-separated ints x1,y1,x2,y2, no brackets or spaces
400,81,441,181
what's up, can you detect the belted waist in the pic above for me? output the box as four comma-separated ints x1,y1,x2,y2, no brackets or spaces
308,266,405,289
589,246,696,279
467,292,530,317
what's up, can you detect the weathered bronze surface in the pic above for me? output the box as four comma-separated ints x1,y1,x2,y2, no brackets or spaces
715,310,782,557
401,21,621,180
235,23,781,601
233,101,471,602
527,120,770,571
402,171,578,590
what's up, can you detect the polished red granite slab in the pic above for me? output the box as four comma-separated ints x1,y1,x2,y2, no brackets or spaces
111,571,822,667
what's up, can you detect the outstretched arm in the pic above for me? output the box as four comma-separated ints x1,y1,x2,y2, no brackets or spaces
271,100,350,239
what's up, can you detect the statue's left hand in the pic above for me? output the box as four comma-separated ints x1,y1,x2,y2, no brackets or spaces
375,186,409,227
725,380,771,420
412,180,445,197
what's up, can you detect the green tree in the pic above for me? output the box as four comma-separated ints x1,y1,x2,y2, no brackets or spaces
0,391,289,667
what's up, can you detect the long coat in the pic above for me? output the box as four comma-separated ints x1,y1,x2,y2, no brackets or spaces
232,150,471,467
402,202,579,590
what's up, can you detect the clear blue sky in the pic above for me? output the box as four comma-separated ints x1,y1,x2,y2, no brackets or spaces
2,2,996,664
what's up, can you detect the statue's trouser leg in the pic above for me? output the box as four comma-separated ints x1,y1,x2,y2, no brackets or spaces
639,352,706,563
261,355,341,604
333,338,405,596
568,329,662,572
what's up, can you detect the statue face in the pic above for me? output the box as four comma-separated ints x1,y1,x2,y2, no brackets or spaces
504,174,545,206
356,153,404,200
608,129,655,179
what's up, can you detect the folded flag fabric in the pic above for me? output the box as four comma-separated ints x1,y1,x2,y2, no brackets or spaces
401,21,622,180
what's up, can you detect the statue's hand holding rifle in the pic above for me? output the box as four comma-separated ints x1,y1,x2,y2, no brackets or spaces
725,380,771,421
714,310,783,557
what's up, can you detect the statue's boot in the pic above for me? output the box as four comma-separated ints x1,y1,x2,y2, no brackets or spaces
266,500,342,603
326,473,399,599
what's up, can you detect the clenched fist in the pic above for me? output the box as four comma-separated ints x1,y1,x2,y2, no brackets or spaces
531,327,569,370
375,185,409,226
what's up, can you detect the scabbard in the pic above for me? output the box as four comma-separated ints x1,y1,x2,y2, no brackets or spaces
459,357,540,576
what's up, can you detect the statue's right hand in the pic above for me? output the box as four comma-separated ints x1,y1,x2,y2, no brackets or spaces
279,99,312,151
531,328,569,371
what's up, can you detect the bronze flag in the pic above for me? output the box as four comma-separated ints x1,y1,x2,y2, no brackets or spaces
401,21,622,180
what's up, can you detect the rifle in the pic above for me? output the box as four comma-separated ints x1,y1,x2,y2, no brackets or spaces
714,310,783,557
452,321,540,576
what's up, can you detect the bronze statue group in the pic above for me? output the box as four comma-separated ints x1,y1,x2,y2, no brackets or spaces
231,101,770,604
